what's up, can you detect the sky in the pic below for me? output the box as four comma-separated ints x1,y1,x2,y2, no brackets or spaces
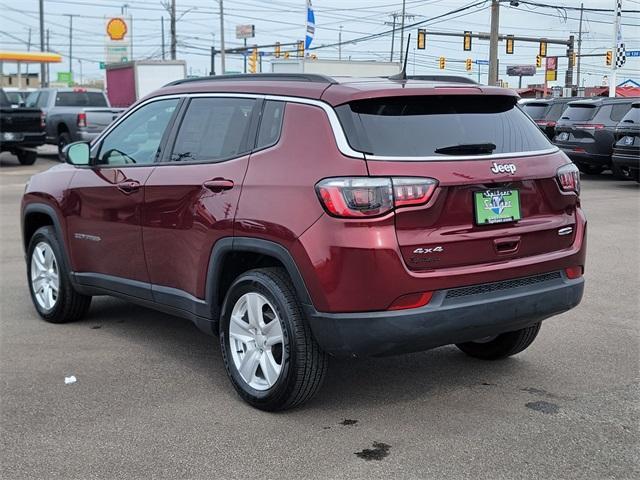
1,0,639,87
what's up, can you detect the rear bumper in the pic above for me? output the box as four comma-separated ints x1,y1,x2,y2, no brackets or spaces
306,272,584,358
0,132,45,149
558,148,610,166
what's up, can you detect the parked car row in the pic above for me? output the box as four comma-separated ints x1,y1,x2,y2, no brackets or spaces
521,96,639,181
0,88,45,165
0,86,123,165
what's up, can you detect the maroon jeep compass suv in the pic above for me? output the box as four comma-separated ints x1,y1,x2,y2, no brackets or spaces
21,74,586,411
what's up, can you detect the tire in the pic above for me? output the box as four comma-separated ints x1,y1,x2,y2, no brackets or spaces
27,226,91,323
17,149,37,165
57,131,71,162
220,267,328,411
611,163,631,180
455,323,541,360
576,163,603,175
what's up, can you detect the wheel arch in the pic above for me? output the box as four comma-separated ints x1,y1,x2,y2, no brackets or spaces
207,237,314,323
22,203,71,271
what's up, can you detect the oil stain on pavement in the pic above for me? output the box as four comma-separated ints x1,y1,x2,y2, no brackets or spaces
355,442,391,461
525,400,560,414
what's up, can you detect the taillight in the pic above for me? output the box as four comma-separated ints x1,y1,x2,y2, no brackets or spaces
40,112,46,129
77,112,87,128
556,163,580,194
316,177,438,218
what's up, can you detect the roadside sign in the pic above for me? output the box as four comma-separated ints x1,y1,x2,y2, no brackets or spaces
475,59,489,65
57,71,72,84
236,24,255,39
506,65,536,76
99,62,106,69
627,50,640,57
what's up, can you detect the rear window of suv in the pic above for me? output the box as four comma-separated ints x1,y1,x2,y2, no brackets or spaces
561,104,598,122
521,102,549,120
335,95,551,157
55,91,108,107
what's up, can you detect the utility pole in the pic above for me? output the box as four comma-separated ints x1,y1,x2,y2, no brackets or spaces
488,0,500,86
219,0,226,74
338,25,343,60
64,14,74,83
170,0,176,60
161,16,166,60
576,3,584,88
384,13,398,62
39,0,45,87
399,0,407,63
26,28,31,82
46,29,50,87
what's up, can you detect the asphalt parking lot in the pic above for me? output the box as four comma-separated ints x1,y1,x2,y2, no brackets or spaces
1,150,638,480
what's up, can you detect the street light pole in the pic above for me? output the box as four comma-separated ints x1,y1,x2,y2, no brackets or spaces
576,3,584,89
399,0,406,63
488,0,500,86
170,0,176,60
219,0,226,74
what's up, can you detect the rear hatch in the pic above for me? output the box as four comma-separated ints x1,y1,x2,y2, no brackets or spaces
335,94,577,271
554,102,601,153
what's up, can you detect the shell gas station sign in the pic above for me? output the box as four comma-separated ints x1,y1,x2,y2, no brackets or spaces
105,17,131,65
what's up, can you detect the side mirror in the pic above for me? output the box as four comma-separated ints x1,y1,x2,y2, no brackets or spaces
64,141,91,166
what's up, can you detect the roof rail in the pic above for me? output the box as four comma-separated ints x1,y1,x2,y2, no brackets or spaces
165,73,337,87
406,75,479,85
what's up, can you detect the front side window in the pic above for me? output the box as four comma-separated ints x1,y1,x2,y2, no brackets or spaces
97,99,179,166
336,95,551,158
170,97,256,163
36,91,50,108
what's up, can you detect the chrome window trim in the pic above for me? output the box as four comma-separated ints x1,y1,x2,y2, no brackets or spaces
93,92,559,162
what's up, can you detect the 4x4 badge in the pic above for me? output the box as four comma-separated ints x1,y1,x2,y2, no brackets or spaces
490,162,517,175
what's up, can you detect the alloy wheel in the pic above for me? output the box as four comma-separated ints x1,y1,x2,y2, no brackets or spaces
30,242,59,311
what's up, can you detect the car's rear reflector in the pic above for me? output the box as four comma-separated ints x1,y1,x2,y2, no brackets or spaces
565,266,583,279
388,292,433,310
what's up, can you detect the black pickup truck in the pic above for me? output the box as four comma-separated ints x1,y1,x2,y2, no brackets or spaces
0,88,46,165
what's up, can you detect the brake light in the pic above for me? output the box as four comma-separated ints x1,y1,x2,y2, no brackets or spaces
40,112,46,129
77,112,87,128
556,163,580,194
388,291,433,310
316,177,438,218
73,87,87,93
564,266,583,279
576,123,604,130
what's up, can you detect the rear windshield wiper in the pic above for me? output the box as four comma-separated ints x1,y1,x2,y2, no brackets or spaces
434,143,496,155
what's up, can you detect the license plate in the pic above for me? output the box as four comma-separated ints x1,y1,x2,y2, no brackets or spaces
623,136,635,145
557,132,569,141
474,189,521,225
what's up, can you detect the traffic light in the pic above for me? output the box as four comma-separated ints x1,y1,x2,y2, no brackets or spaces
439,56,446,69
539,40,547,57
275,42,281,58
536,55,542,68
605,50,612,66
465,58,472,71
506,35,514,54
297,40,304,57
248,47,258,73
417,29,426,50
463,31,472,51
284,52,290,59
570,51,576,68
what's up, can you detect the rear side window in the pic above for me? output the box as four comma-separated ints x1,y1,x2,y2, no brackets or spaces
521,103,548,120
561,104,598,121
620,104,640,124
610,103,632,122
55,91,108,107
171,97,256,163
335,95,551,157
256,100,284,150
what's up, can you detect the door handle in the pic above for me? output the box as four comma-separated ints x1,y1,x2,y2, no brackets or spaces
203,178,234,192
117,180,141,194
